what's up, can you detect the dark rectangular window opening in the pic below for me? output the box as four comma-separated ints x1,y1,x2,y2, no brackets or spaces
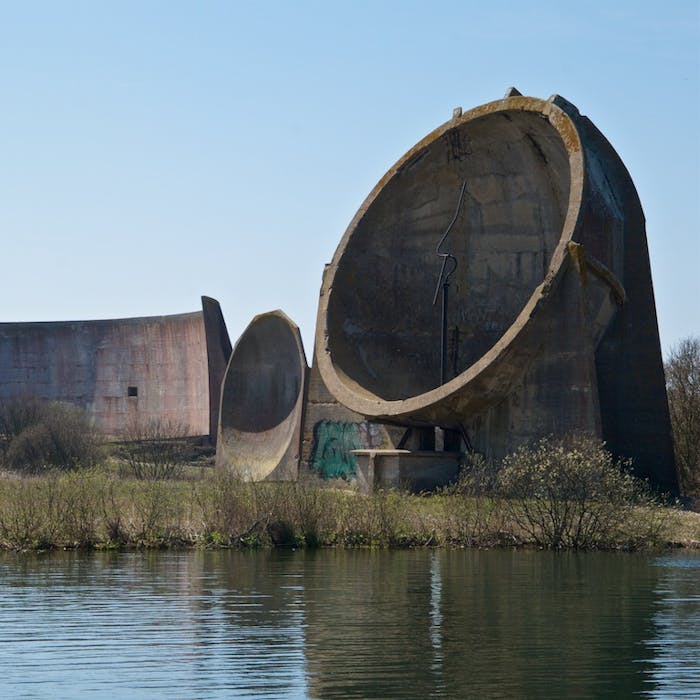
127,386,138,397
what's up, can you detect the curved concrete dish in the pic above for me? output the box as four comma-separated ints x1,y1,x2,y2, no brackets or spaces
217,310,308,480
318,94,602,424
315,91,676,491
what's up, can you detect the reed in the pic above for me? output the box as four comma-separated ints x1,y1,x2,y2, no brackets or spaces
0,465,695,552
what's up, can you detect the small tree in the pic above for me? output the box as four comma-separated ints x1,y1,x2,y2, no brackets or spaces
665,337,700,497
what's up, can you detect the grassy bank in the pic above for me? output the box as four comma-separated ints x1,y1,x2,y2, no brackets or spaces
1,469,698,553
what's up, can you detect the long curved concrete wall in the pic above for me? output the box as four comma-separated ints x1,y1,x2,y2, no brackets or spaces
217,310,307,480
315,89,677,492
0,297,231,438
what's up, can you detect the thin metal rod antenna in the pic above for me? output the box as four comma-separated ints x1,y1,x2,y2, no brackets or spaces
432,179,468,305
433,180,468,386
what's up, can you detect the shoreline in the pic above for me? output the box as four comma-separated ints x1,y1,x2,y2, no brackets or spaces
1,469,698,554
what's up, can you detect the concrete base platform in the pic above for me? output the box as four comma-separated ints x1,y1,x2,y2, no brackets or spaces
351,449,460,493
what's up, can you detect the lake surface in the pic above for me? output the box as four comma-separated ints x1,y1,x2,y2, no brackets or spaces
1,548,699,699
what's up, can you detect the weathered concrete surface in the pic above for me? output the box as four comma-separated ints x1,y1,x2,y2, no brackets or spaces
299,341,396,482
352,449,460,494
202,296,232,445
0,304,219,437
216,310,307,480
315,90,677,492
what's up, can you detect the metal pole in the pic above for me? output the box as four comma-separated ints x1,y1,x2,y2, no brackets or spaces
441,280,449,385
434,180,467,386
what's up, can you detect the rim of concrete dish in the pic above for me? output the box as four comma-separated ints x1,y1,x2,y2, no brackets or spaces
315,93,586,420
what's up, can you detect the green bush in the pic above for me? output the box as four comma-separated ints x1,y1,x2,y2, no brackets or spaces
496,434,663,549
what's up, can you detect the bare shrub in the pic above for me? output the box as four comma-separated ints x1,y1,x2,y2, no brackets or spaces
129,480,179,543
56,470,102,547
449,452,499,497
330,488,413,546
496,434,662,549
0,396,48,446
0,398,100,473
193,472,261,544
191,471,307,547
665,336,700,497
441,453,509,546
99,478,127,544
0,474,61,549
271,479,325,547
117,419,191,480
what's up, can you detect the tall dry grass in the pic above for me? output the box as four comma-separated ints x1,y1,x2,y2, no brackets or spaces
0,465,689,552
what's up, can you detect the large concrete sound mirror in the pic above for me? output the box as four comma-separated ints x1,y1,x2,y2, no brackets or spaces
217,310,308,480
315,90,677,492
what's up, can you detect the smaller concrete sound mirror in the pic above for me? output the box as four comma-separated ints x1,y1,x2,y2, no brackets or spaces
217,310,308,480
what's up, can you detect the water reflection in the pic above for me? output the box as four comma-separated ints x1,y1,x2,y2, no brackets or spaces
299,550,663,699
430,551,443,673
437,551,660,699
646,554,700,697
0,549,698,698
301,550,447,699
0,551,309,699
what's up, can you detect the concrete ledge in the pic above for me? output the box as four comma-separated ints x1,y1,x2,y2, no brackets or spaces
351,449,460,493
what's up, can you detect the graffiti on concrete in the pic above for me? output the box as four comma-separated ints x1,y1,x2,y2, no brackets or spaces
309,420,382,480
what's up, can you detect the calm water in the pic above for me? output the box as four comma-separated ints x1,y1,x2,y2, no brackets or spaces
1,548,698,699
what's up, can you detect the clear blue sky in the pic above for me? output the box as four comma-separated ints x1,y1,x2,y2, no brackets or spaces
1,1,698,357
